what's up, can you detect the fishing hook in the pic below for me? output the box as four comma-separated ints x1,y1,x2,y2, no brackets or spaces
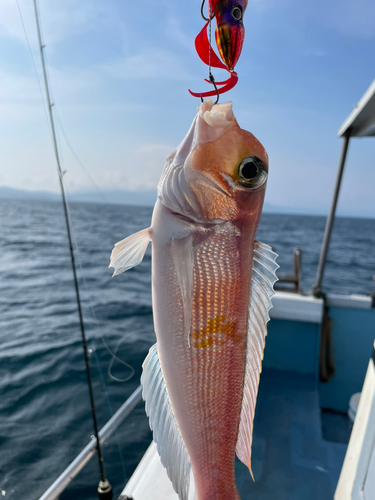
200,73,220,105
201,0,217,21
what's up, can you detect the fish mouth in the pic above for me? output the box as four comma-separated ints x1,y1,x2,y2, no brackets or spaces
215,23,245,72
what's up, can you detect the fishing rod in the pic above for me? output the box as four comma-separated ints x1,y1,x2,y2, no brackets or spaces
32,1,112,498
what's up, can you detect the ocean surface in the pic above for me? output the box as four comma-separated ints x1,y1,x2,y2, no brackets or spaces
1,198,374,500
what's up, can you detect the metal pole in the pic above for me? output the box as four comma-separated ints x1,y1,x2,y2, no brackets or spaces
312,132,351,296
293,247,302,293
39,386,143,500
33,1,110,496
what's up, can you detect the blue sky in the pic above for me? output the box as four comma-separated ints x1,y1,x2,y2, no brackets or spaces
0,0,374,215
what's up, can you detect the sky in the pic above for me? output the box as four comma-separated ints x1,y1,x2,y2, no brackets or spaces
0,0,374,216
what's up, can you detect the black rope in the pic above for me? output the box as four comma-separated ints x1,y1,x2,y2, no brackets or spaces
312,289,336,383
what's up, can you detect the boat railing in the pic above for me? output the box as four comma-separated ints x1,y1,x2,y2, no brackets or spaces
38,386,143,500
275,247,303,293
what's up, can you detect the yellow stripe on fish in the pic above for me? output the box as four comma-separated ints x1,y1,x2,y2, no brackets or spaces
191,315,242,348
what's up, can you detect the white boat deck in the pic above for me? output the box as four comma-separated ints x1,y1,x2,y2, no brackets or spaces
119,368,348,500
119,441,178,500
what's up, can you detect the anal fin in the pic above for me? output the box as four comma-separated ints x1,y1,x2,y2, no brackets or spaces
109,227,151,277
141,343,194,500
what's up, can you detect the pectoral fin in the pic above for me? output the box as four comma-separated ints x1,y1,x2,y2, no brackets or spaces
142,343,194,500
109,227,151,277
235,241,279,479
171,234,194,346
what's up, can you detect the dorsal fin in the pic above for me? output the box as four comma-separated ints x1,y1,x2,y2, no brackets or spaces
141,343,194,500
235,241,279,478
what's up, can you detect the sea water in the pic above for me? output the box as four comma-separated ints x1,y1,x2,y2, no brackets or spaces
0,198,374,499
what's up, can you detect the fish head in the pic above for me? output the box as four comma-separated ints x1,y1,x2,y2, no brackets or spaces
189,100,268,223
213,0,248,71
157,100,268,225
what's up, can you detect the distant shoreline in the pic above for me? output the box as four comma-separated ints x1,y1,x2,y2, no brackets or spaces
0,186,374,219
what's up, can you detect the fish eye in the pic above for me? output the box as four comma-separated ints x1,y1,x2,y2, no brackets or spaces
232,6,242,20
238,157,268,189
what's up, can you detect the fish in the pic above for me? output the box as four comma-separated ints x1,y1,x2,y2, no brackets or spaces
109,99,278,500
189,0,249,98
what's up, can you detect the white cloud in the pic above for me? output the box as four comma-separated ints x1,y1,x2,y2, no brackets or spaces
0,63,103,124
0,0,108,48
164,15,193,51
0,135,175,193
126,144,175,190
3,68,50,103
103,48,191,81
74,143,175,192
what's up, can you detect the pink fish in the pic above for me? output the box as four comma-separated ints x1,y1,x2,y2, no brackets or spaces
110,100,278,500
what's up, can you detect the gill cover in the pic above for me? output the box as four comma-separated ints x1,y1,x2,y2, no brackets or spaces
157,100,235,222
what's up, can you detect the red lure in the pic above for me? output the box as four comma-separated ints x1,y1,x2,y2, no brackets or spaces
189,0,248,99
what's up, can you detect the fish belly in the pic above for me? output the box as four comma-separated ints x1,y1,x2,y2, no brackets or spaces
151,204,254,500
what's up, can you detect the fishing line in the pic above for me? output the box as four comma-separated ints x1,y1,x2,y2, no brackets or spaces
49,68,134,383
54,110,109,205
92,349,128,485
208,1,212,75
107,336,135,383
15,0,135,493
206,1,219,104
35,0,56,116
32,0,112,494
61,193,135,383
61,189,132,480
52,114,129,379
59,188,132,473
14,0,53,145
16,0,134,384
53,110,135,382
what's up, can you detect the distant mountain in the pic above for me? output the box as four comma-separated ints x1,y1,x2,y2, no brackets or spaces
0,186,60,201
262,203,328,216
0,186,157,207
69,189,158,207
0,186,282,212
0,186,373,218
